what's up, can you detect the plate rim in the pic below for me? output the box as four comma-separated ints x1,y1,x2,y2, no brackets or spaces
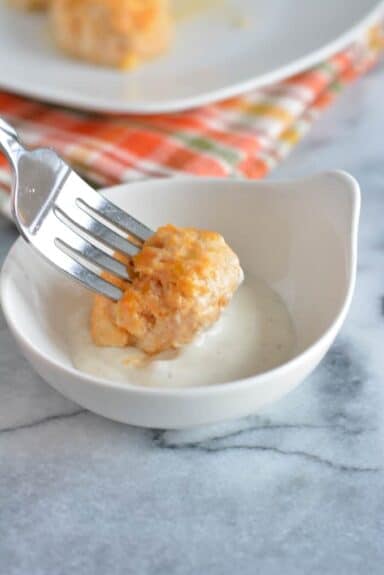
0,1,383,114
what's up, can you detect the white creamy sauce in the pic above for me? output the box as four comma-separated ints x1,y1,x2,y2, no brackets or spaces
68,275,296,388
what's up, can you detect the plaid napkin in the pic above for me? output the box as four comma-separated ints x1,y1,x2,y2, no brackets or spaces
0,24,383,219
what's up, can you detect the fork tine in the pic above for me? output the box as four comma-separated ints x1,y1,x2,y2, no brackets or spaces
53,246,123,300
31,211,124,300
87,193,153,241
35,236,123,300
54,202,141,257
53,222,130,281
68,242,130,281
63,172,153,242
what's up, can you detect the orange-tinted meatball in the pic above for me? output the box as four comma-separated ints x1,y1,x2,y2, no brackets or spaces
51,0,171,68
91,224,243,354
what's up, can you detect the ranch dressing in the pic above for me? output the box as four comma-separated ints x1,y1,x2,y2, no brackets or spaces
68,275,296,388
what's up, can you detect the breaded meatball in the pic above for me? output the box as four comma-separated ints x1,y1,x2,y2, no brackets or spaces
51,0,171,69
91,225,243,355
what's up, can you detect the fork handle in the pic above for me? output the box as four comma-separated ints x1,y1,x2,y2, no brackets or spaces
0,118,24,169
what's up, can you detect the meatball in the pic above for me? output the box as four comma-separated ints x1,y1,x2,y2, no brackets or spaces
50,0,172,69
91,224,243,355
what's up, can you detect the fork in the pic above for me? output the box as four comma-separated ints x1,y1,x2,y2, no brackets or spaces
0,118,153,300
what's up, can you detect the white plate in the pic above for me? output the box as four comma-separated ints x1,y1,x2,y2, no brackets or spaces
0,173,360,428
0,0,382,114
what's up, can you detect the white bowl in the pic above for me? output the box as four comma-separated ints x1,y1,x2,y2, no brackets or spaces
0,172,360,429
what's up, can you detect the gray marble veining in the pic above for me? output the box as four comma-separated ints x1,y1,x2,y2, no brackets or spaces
1,62,384,575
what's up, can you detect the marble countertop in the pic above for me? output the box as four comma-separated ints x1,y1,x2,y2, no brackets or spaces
1,62,384,575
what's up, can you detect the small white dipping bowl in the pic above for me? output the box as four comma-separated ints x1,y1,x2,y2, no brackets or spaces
0,172,360,429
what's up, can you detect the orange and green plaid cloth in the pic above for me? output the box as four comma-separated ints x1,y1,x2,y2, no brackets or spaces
0,24,383,219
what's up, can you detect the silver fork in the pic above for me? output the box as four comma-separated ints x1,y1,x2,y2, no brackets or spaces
0,118,152,300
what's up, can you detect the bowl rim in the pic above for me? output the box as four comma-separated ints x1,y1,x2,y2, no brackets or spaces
0,170,360,398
